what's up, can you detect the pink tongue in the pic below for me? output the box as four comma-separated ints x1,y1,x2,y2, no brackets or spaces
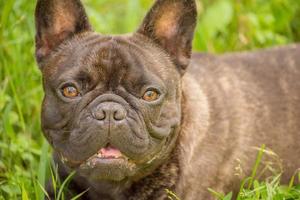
99,146,122,158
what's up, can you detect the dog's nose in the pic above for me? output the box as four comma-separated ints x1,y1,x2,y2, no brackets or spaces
93,102,127,121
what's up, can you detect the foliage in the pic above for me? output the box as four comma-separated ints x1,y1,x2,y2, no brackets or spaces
209,146,300,200
196,0,300,52
0,0,300,199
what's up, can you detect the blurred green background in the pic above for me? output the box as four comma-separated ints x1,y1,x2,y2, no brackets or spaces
0,0,300,199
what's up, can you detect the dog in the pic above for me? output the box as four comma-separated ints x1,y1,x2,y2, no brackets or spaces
34,0,300,199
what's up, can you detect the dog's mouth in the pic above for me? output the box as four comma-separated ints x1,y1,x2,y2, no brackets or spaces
78,145,130,169
59,140,168,180
75,145,137,181
96,145,124,159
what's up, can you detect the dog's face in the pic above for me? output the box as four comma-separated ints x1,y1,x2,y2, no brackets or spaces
35,0,196,181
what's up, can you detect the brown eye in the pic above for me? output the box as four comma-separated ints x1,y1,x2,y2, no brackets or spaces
142,90,160,102
62,86,79,98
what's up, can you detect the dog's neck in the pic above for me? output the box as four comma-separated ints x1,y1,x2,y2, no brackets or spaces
123,147,180,200
174,73,210,195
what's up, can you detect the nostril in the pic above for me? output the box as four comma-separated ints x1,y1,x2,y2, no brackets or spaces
113,109,126,121
94,109,106,120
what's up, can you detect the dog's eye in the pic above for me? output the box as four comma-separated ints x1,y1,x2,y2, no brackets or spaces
62,85,80,98
142,89,160,102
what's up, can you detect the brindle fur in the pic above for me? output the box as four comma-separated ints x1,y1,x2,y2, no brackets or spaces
35,0,300,199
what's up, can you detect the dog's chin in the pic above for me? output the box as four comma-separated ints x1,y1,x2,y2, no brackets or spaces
77,158,136,181
65,145,137,181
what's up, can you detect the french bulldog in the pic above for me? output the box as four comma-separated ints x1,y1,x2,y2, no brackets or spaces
34,0,300,199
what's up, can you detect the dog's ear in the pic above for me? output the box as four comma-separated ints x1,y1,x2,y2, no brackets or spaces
35,0,91,62
137,0,197,73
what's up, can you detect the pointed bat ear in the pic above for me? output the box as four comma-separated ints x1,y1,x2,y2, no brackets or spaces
35,0,92,62
137,0,197,73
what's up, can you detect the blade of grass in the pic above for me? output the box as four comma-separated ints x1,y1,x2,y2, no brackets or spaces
37,181,50,200
37,140,50,200
57,171,76,200
49,164,60,200
21,183,29,200
70,188,89,200
165,189,181,200
247,144,265,189
208,188,224,200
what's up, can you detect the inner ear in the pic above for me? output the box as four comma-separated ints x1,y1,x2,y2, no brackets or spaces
151,3,182,42
35,0,92,62
137,0,197,73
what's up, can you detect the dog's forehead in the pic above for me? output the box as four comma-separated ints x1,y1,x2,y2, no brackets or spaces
44,33,174,85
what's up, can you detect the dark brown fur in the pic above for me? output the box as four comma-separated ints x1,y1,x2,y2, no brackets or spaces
35,0,300,199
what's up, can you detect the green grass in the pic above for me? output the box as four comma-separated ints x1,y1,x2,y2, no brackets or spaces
208,146,300,200
0,0,300,199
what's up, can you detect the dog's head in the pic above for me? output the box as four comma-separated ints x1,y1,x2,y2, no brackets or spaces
35,0,197,181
